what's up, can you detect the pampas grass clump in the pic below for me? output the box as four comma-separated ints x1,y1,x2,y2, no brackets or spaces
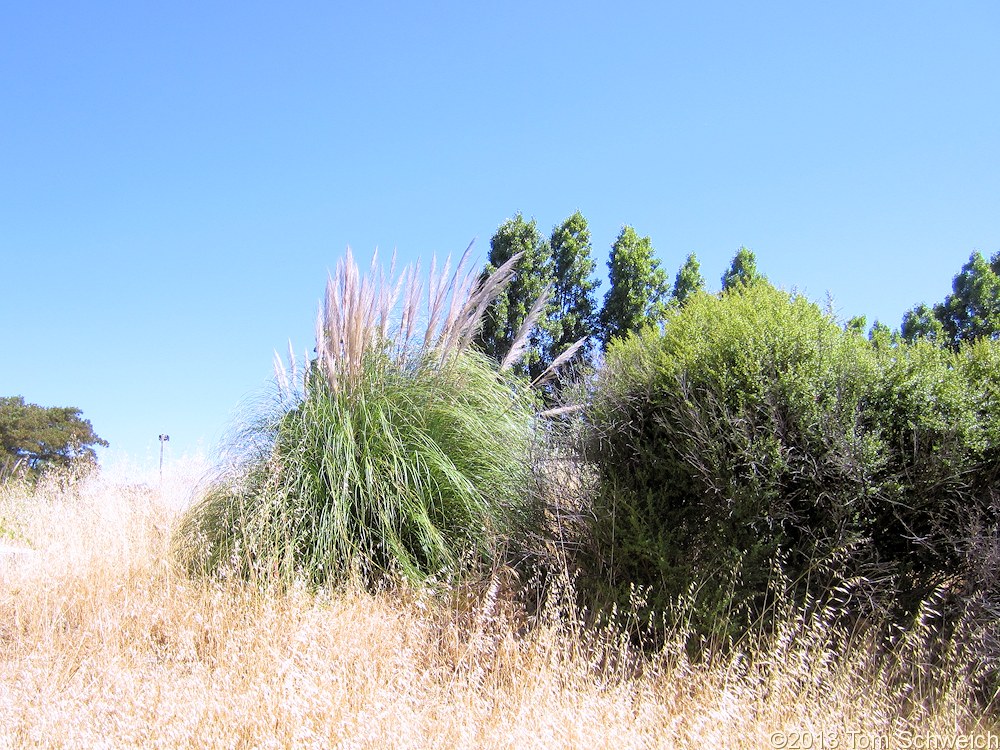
174,247,542,588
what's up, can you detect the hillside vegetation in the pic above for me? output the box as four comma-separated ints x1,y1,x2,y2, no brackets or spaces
0,468,993,747
587,281,1000,652
3,242,1000,744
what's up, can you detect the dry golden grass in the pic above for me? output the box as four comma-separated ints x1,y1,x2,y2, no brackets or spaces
0,465,995,749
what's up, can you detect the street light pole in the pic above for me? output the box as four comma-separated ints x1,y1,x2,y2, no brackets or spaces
159,434,170,485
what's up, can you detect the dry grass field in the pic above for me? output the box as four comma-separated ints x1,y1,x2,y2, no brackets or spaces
0,462,995,749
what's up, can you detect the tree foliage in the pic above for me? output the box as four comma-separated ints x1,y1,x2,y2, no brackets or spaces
902,251,1000,348
0,396,108,479
546,211,600,366
901,303,947,345
721,246,764,291
846,315,868,336
475,213,555,379
670,253,705,305
598,225,669,349
938,251,1000,344
868,319,899,349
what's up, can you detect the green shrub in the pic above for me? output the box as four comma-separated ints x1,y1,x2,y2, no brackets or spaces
174,249,544,589
586,281,1000,641
176,350,536,587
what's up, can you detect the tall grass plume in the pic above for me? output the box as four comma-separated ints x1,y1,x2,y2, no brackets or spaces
174,246,545,589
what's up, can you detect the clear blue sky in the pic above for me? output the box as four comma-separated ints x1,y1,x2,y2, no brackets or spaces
2,1,998,465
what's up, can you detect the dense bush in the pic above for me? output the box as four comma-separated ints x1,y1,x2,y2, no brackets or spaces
586,281,1000,640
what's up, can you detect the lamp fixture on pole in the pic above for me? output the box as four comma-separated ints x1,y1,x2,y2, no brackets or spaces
159,434,170,484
